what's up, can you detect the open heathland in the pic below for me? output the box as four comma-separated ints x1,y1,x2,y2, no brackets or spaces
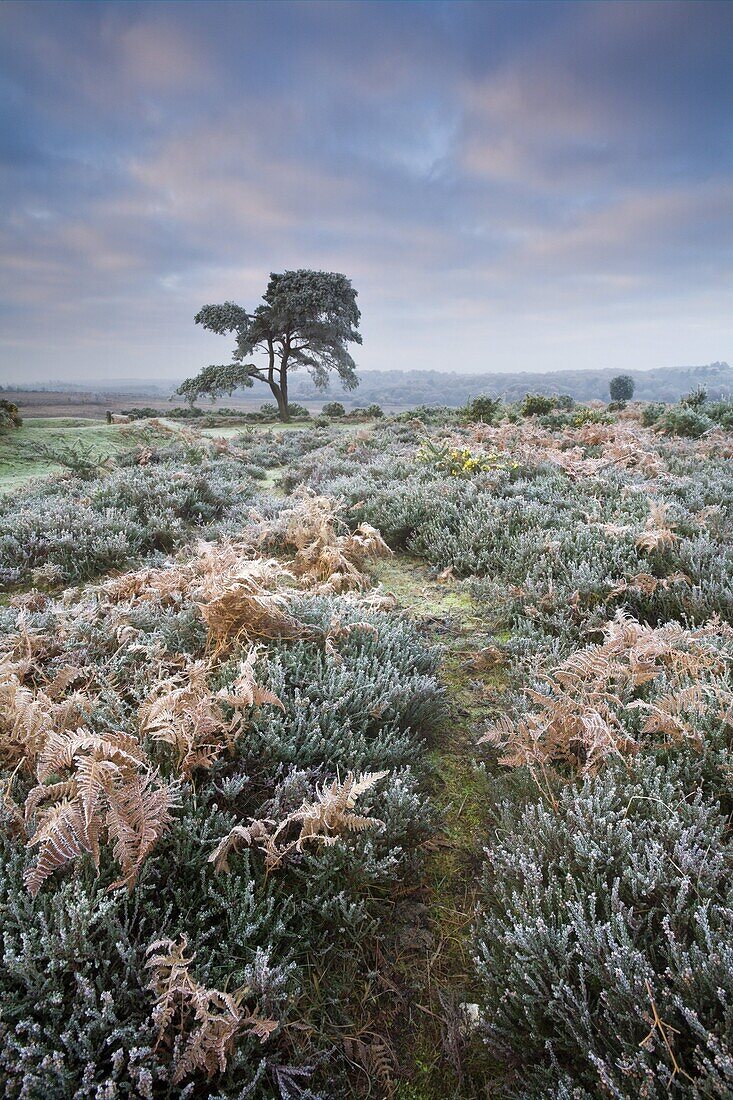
1,394,733,1099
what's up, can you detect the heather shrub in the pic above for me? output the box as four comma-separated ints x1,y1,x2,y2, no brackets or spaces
473,756,733,1099
0,453,257,587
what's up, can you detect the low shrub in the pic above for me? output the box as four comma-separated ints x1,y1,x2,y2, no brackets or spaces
656,406,714,438
0,451,257,587
521,393,556,417
465,395,503,423
474,756,733,1099
0,399,22,430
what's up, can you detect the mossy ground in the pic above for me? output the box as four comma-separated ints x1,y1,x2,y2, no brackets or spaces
368,555,507,1098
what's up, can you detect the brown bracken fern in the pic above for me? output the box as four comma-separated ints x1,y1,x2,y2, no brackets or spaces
23,727,173,895
209,770,388,873
146,934,277,1083
139,651,284,777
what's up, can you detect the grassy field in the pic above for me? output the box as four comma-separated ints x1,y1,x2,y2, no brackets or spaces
0,416,359,494
0,417,148,493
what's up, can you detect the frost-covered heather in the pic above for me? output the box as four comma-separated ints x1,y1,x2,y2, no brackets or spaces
473,757,733,1099
286,419,733,650
0,447,260,587
0,531,443,1097
3,408,733,1098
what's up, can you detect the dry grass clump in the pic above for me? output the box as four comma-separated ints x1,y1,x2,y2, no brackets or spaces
146,935,277,1083
481,611,731,782
209,770,387,873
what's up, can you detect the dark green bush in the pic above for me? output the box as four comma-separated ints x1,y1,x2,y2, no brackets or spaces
0,399,22,430
322,401,346,417
642,402,666,426
656,406,714,438
466,395,502,423
286,403,311,419
521,393,556,417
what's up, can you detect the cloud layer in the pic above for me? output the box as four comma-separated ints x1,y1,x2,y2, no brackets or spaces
1,0,731,382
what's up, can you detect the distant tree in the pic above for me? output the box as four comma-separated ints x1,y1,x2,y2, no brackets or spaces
609,375,635,402
322,401,346,417
177,270,361,422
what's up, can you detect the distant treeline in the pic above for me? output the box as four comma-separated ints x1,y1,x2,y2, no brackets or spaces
4,362,731,407
288,362,733,406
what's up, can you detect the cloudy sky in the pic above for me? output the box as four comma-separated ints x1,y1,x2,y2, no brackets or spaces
1,0,731,384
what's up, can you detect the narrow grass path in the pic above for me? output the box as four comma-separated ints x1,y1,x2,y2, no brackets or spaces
370,555,507,1099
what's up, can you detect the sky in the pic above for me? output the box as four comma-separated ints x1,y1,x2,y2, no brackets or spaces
0,0,731,385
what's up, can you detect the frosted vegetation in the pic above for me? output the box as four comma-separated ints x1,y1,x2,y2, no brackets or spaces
1,392,732,1097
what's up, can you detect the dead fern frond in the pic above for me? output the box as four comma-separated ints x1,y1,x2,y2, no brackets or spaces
210,770,388,873
323,616,379,661
146,934,277,1083
139,661,228,776
636,501,679,553
258,488,392,592
216,646,285,712
140,653,284,776
480,612,730,776
202,586,305,652
23,728,172,895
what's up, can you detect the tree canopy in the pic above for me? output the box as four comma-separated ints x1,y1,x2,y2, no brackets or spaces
609,374,635,401
176,270,361,420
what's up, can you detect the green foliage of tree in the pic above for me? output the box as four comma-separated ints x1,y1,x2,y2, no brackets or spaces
177,270,362,421
609,374,635,401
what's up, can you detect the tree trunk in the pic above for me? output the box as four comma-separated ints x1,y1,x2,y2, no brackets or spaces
270,381,289,422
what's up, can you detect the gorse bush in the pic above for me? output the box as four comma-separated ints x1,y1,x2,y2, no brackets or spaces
322,401,345,417
520,392,556,416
